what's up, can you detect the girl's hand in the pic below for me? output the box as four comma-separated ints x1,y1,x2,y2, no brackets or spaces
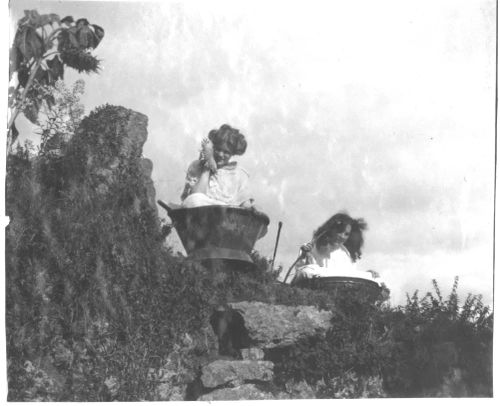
300,242,313,253
366,270,380,279
239,198,255,209
201,138,217,173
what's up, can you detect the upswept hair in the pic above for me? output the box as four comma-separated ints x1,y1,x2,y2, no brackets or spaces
208,124,247,156
313,212,368,262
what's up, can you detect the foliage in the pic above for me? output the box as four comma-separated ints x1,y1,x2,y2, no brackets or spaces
267,276,493,398
5,105,223,400
382,277,493,396
8,9,104,147
37,79,86,153
5,104,493,400
315,372,387,398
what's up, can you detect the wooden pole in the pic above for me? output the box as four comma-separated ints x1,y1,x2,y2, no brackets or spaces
269,221,282,272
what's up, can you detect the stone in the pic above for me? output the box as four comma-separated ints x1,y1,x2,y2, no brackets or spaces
201,360,274,388
139,158,158,214
241,347,265,360
198,384,274,401
192,325,219,359
230,301,333,348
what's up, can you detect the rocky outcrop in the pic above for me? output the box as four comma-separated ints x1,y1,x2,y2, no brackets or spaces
64,106,158,215
230,301,333,348
6,105,167,401
190,300,335,400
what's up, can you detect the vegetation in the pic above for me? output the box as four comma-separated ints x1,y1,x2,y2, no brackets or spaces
6,105,222,401
8,9,104,149
6,134,492,399
6,7,492,401
5,103,493,399
267,276,492,398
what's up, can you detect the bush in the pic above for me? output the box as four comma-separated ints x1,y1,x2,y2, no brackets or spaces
267,276,492,398
5,106,227,400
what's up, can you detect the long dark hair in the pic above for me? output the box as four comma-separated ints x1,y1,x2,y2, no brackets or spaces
313,212,368,262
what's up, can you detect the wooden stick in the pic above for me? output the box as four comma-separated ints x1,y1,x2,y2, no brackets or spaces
269,221,282,272
283,254,304,284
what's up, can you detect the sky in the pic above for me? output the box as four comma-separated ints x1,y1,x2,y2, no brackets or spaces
7,0,497,306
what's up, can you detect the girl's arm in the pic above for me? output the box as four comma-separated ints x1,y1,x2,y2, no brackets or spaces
299,242,316,265
201,138,217,173
190,169,210,194
181,160,210,201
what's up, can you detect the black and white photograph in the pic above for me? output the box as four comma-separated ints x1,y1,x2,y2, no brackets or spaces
2,0,497,401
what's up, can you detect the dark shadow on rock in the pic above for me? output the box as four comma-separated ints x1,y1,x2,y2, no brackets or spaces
209,307,254,359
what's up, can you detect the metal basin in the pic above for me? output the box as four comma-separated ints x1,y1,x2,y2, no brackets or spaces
158,201,269,264
293,276,382,301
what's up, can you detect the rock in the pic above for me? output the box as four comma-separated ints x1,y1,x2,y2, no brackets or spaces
198,384,274,401
230,301,333,348
191,325,219,359
66,107,156,214
139,158,157,214
201,360,274,388
241,347,265,360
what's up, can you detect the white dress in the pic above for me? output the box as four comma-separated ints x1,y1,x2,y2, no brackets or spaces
182,160,250,207
294,244,380,285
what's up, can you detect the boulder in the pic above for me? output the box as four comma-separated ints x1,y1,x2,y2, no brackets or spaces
230,301,333,348
201,360,274,388
198,384,273,401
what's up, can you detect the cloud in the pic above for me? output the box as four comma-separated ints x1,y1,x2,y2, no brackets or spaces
9,0,495,308
363,245,494,306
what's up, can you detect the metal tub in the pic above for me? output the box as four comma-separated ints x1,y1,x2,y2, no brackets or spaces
158,201,269,264
293,276,382,301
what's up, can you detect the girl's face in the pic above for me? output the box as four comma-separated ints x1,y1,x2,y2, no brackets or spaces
213,144,232,168
317,223,351,254
335,223,351,245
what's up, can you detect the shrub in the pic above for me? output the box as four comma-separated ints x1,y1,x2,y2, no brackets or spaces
267,276,492,398
6,106,228,400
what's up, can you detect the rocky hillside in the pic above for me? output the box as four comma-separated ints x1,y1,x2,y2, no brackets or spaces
5,105,493,400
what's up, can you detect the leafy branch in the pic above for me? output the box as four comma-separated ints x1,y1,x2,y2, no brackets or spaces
8,10,105,150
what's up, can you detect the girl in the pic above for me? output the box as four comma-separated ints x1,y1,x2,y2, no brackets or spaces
291,213,379,284
181,124,253,208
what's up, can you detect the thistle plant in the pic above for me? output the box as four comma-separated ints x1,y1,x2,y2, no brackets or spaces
8,10,104,150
